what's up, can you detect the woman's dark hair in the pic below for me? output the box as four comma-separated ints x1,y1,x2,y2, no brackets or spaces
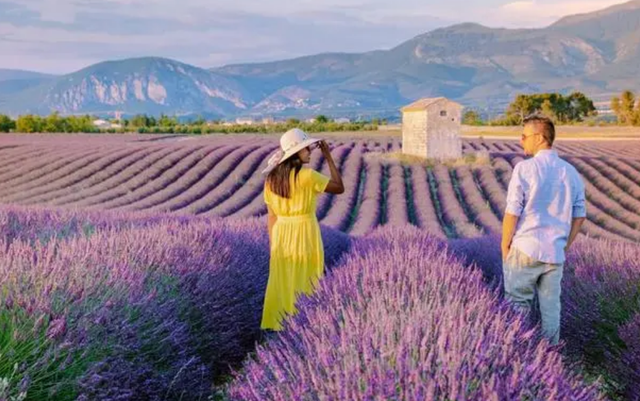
267,154,303,198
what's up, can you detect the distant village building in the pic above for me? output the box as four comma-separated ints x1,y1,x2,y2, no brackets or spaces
261,116,275,125
334,117,351,123
92,119,110,129
92,119,121,129
235,117,255,125
401,97,462,160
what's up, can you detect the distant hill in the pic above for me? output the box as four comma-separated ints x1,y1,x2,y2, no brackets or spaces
0,69,55,82
0,69,56,99
1,0,640,117
0,58,257,117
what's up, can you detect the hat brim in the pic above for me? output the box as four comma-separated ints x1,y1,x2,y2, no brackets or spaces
278,137,321,164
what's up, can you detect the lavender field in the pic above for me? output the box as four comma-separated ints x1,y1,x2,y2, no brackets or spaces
1,133,640,400
2,133,640,241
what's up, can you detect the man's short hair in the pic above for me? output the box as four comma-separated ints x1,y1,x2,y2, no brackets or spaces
523,114,555,146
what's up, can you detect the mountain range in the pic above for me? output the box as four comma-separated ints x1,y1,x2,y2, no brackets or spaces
1,0,640,118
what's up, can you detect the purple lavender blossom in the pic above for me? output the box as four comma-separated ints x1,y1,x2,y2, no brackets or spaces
0,205,350,399
227,226,601,401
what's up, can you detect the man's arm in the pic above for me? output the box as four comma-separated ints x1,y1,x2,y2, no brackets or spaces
565,217,586,251
502,213,519,261
503,163,525,261
566,173,587,252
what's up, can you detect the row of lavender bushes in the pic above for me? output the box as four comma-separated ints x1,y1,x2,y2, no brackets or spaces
226,226,603,400
0,205,350,400
449,235,640,400
3,204,639,399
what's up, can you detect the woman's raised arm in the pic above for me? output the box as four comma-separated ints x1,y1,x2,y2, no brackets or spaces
318,140,344,194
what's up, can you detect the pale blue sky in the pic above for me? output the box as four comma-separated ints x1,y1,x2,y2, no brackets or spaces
0,0,627,73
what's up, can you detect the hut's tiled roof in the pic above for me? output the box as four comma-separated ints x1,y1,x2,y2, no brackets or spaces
401,97,462,112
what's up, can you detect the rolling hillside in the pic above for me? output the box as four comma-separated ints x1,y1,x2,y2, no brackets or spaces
1,1,639,117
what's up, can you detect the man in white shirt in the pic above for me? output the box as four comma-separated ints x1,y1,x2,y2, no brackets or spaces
501,115,587,345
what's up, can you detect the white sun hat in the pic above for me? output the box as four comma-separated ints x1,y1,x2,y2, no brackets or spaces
262,128,321,174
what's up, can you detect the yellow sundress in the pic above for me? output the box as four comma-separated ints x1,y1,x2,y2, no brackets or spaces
261,167,331,331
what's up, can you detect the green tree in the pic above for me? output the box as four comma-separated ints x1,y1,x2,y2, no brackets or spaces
540,99,557,122
550,93,569,122
192,116,206,126
506,92,595,125
43,112,66,132
611,90,637,125
632,103,640,126
67,115,95,132
0,114,16,132
158,113,178,127
315,115,329,123
621,90,636,125
506,94,535,124
567,91,596,121
462,110,483,125
16,114,43,133
129,114,152,127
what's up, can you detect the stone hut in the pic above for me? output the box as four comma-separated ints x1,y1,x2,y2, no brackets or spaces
401,97,462,160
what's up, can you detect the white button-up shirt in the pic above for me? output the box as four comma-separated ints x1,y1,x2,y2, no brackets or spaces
506,149,587,264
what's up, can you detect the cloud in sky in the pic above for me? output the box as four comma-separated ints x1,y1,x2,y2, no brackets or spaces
491,0,624,26
0,0,631,73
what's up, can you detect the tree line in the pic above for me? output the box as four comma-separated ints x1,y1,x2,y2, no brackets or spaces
463,92,598,126
464,90,640,127
2,90,639,133
0,113,380,134
0,113,97,133
610,90,640,126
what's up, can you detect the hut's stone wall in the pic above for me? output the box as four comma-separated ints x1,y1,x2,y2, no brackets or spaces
401,98,462,160
401,111,428,157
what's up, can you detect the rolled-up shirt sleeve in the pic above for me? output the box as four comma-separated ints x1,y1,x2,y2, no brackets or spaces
505,163,526,216
572,176,587,218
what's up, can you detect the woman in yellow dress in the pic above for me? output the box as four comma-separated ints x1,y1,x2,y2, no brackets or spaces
261,128,344,331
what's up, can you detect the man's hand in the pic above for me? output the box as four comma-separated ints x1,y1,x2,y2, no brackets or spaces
502,213,519,262
565,217,585,253
501,242,511,262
